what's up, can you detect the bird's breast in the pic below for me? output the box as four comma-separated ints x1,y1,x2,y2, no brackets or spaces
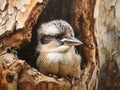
38,50,80,77
45,52,76,75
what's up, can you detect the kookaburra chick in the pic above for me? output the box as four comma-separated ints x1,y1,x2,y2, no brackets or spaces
36,20,83,80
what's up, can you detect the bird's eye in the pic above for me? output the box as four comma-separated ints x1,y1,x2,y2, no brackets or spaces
54,34,61,39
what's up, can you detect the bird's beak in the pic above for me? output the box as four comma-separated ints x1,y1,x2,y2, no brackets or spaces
61,37,83,46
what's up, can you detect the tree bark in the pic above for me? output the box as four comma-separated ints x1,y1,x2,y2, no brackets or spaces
98,0,120,90
0,0,99,90
70,0,100,90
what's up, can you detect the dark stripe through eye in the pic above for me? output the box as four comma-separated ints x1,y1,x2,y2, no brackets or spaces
40,34,63,44
40,35,52,44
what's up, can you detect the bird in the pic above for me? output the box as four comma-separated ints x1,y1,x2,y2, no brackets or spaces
36,20,83,82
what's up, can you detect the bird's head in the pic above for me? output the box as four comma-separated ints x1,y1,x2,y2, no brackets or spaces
36,20,83,53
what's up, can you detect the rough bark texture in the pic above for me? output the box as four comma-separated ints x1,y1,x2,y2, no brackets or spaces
70,0,99,90
98,0,120,90
0,0,47,49
0,0,99,90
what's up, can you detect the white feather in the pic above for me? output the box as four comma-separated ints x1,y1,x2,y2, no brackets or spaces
40,23,60,35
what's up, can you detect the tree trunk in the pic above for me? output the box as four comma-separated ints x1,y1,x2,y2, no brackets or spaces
0,0,99,90
98,0,120,90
